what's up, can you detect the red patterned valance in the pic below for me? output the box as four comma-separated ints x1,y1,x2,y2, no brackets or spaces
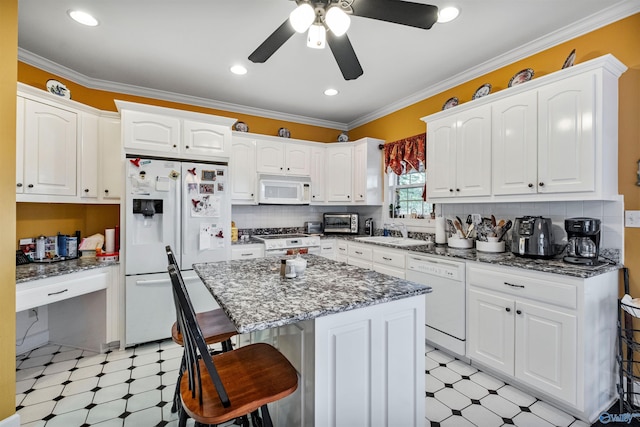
383,133,426,175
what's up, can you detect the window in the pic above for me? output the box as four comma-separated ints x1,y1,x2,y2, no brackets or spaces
388,166,434,219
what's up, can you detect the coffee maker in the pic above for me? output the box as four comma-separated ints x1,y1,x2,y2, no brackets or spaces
564,217,601,265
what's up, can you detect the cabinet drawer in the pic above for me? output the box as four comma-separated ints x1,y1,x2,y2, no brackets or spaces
337,241,348,255
467,263,577,309
17,268,110,312
373,264,405,279
231,245,264,260
373,249,405,269
348,244,373,261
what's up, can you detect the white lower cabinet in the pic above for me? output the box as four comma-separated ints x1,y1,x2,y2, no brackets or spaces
318,239,336,260
336,241,348,263
231,244,264,260
347,242,373,269
466,262,617,422
372,247,406,279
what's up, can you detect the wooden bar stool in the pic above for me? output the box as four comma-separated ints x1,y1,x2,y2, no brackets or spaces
166,246,238,414
168,264,298,427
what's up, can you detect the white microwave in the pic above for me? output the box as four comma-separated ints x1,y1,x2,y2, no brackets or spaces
258,174,311,205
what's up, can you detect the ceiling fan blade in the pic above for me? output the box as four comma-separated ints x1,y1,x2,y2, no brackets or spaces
327,31,363,80
248,19,296,63
351,0,439,30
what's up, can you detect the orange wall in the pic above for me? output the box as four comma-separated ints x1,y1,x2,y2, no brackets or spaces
16,203,120,246
1,0,17,419
18,62,344,143
352,14,640,294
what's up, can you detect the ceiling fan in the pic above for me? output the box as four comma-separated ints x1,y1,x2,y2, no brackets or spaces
248,0,439,80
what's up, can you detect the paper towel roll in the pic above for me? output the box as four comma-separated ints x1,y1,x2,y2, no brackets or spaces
435,216,446,244
105,228,115,253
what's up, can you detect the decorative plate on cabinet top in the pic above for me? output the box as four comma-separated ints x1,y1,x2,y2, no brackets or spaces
562,49,576,69
337,132,349,142
508,68,534,87
46,79,71,99
278,127,291,138
442,97,459,110
234,121,249,132
472,83,492,100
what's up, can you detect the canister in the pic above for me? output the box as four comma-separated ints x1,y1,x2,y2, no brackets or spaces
35,235,45,260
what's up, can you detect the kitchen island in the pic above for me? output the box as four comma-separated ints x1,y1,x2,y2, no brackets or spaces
193,255,431,427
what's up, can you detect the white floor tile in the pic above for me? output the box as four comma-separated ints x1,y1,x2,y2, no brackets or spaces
18,354,54,370
447,359,478,377
497,384,537,407
434,387,472,411
21,384,63,406
98,369,131,388
45,408,89,427
161,369,179,387
128,374,161,394
430,366,462,385
51,348,84,363
16,400,56,424
102,357,134,373
161,356,183,373
130,363,161,379
126,389,162,412
160,346,184,360
453,378,490,400
162,383,177,403
16,393,25,407
42,359,77,376
425,396,453,422
132,351,161,366
426,374,445,393
469,371,505,390
91,418,125,427
52,391,94,414
530,400,577,426
425,343,436,353
86,398,127,424
569,419,590,427
440,414,476,427
133,342,161,356
76,352,108,368
16,378,36,394
461,403,504,426
123,406,163,427
512,410,555,427
16,366,45,382
20,420,46,427
480,393,521,418
69,363,103,381
424,355,439,371
427,349,455,365
160,340,181,350
33,371,70,390
28,344,61,358
106,348,134,362
93,383,130,404
62,376,99,396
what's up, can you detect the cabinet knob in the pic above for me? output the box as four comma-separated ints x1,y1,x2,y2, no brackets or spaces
528,183,534,188
456,188,460,192
185,145,189,149
28,184,34,188
84,188,89,193
287,167,290,171
250,193,254,197
538,182,544,187
104,189,109,194
516,309,522,315
347,195,350,199
360,194,363,198
449,189,454,193
16,183,22,187
505,307,511,312
173,144,177,148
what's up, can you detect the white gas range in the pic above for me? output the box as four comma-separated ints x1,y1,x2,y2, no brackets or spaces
253,233,321,257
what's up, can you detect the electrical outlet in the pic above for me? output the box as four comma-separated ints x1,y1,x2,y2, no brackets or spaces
29,308,38,318
625,210,640,228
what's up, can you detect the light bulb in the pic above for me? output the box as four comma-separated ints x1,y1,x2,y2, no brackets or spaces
290,3,315,33
437,7,460,23
307,24,326,49
68,10,98,26
325,6,350,36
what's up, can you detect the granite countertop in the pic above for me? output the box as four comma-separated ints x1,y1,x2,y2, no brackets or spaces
193,254,431,334
16,257,119,284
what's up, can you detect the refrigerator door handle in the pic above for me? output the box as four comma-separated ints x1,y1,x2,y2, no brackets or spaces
134,278,171,286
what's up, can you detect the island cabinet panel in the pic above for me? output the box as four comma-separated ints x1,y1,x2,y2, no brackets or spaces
315,295,425,427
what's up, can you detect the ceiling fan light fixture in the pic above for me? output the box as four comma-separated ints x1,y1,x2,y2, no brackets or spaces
67,10,99,26
307,23,326,49
324,88,338,96
230,65,247,75
325,6,350,36
437,6,460,23
290,3,315,33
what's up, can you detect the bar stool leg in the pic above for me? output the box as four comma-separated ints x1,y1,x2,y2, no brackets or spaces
261,404,273,427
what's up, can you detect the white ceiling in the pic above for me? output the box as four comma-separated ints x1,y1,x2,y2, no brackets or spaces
17,0,640,130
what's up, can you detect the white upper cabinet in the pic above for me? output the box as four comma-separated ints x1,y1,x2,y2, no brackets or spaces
325,144,353,202
99,115,123,200
117,100,235,161
426,105,492,199
310,145,326,202
423,54,626,203
20,98,77,196
352,137,384,205
256,139,311,176
230,134,258,204
79,113,99,199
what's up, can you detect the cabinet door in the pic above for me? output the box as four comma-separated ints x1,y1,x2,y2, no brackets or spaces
426,117,457,198
325,145,353,202
79,113,99,199
23,100,78,196
99,116,123,200
455,105,491,197
310,145,326,202
122,110,180,155
182,120,229,158
230,136,257,203
256,140,284,174
467,289,514,375
537,72,595,193
285,143,311,175
492,91,538,195
16,97,25,194
353,142,367,202
515,300,577,404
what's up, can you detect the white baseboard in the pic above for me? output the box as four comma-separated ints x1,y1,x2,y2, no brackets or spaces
16,330,49,356
0,414,20,427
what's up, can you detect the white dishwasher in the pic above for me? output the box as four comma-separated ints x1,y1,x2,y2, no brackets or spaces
406,253,466,357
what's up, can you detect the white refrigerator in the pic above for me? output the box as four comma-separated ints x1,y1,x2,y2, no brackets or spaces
124,157,231,346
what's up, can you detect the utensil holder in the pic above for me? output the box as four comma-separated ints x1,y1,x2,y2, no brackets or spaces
447,237,474,249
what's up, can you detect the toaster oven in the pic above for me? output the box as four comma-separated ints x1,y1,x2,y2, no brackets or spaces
323,213,359,234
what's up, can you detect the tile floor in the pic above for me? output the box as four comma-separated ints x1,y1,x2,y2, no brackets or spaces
15,340,606,426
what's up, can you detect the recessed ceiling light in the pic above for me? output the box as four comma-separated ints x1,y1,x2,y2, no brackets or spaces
324,88,338,96
437,6,459,23
230,65,248,75
68,10,99,26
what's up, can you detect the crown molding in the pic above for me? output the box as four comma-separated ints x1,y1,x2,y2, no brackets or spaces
347,1,640,129
17,49,348,131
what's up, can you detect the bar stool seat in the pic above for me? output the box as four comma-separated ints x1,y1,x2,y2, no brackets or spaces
171,308,237,348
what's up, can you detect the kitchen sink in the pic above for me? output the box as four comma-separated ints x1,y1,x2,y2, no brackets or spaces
354,236,431,247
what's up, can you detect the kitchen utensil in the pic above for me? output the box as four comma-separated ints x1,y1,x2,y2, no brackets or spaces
465,223,475,239
466,215,472,226
490,215,497,227
497,220,512,241
453,219,464,238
